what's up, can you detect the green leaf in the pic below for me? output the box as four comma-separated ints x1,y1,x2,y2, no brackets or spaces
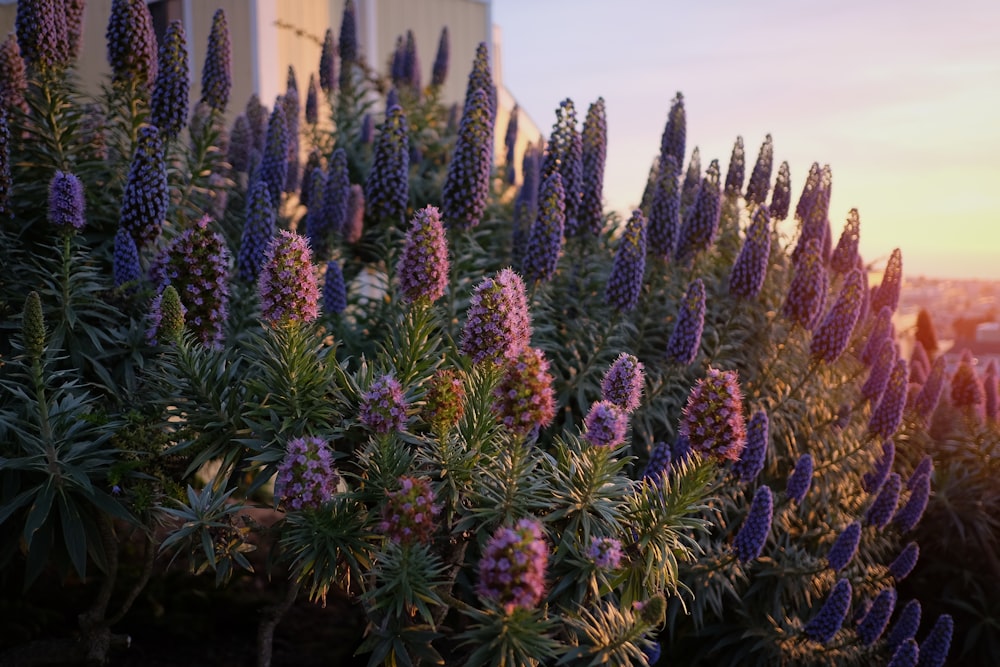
23,481,55,549
58,492,88,578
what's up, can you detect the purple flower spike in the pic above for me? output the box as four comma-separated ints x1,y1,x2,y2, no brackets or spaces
343,184,365,244
724,135,745,195
745,134,774,205
648,155,681,260
676,159,722,262
951,350,984,408
478,519,548,614
830,209,861,274
260,101,288,210
422,369,465,434
869,360,909,440
894,472,930,533
319,28,336,93
680,146,701,213
512,146,542,266
659,92,686,166
321,148,350,239
886,599,922,653
151,21,190,141
862,439,895,494
732,410,768,484
588,537,623,570
811,268,865,364
769,160,792,221
113,226,141,292
666,278,706,366
908,456,933,489
523,172,566,284
734,485,773,562
782,239,827,329
803,579,852,643
862,339,898,404
48,171,86,232
360,373,408,434
729,205,772,300
786,453,813,504
583,400,628,448
200,9,231,114
601,353,644,414
826,521,861,571
274,436,340,511
540,99,583,236
258,230,319,327
605,209,647,312
858,588,897,645
105,0,158,86
917,615,953,667
0,35,28,113
866,472,902,529
322,260,347,315
302,168,330,259
871,248,903,315
889,541,920,581
305,73,320,124
282,76,300,194
643,442,672,482
338,0,358,66
580,97,607,237
888,639,919,667
380,476,441,545
492,347,556,436
914,356,947,420
464,42,495,121
461,268,532,366
398,205,450,304
120,125,168,249
984,361,998,423
365,104,409,226
238,178,277,282
679,368,747,462
861,306,895,366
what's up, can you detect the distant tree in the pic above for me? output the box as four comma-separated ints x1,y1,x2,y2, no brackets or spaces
916,308,939,355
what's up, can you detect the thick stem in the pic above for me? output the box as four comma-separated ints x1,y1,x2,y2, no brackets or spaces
257,576,301,667
77,514,119,666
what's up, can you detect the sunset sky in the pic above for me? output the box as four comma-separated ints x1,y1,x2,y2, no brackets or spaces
492,0,1000,280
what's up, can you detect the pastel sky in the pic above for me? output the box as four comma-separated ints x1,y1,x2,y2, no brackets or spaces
492,0,1000,280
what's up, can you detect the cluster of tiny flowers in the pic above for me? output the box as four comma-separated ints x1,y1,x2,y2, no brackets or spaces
888,639,919,667
105,0,158,86
322,260,347,315
786,453,814,504
826,521,862,571
862,339,897,404
442,88,493,230
522,172,566,283
580,97,607,237
431,26,449,87
950,350,984,408
769,160,792,221
302,168,329,259
862,439,895,493
871,248,903,314
857,588,897,645
299,149,322,206
338,0,358,66
273,436,340,511
422,369,465,434
659,92,686,165
343,184,365,244
588,537,623,570
679,148,700,211
397,205,450,303
583,400,628,448
792,181,830,267
150,216,231,347
492,347,556,436
894,471,930,533
258,230,319,327
729,205,772,299
365,105,409,225
666,279,706,365
600,353,644,414
908,456,933,489
869,359,909,440
732,410,768,484
910,344,930,384
647,155,681,260
886,599,922,653
380,476,440,545
259,103,288,211
679,368,747,462
200,9,231,113
282,79,300,193
120,125,168,249
461,268,532,366
985,361,998,423
146,285,185,346
793,162,824,224
782,239,828,329
861,306,895,366
113,226,142,291
866,472,901,529
539,99,582,235
511,147,541,267
829,209,861,274
360,373,408,434
811,268,865,363
22,292,45,361
724,135,745,195
734,485,773,562
477,518,548,614
918,615,954,667
642,442,672,481
675,159,722,262
914,356,947,419
237,178,276,282
673,434,692,463
803,578,852,643
0,35,27,113
320,149,350,238
150,21,189,141
65,0,85,61
889,541,920,581
48,171,85,232
744,134,773,205
605,210,647,312
318,28,336,93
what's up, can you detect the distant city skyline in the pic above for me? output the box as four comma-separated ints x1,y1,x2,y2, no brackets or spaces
493,0,1000,280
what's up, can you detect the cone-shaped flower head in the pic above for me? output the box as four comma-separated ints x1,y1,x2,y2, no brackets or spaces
666,279,706,365
343,184,365,244
478,518,548,614
858,588,897,645
259,101,288,209
512,146,541,267
782,239,827,329
245,94,268,152
676,159,722,261
401,30,421,91
643,442,672,482
464,42,495,121
732,410,768,484
786,453,814,504
106,0,157,86
380,476,440,545
950,350,984,408
869,359,909,440
16,0,69,72
150,216,231,348
318,148,349,240
238,178,277,282
150,21,190,141
861,306,895,366
894,472,930,533
601,353,644,414
679,368,747,462
887,599,922,653
274,436,340,511
360,373,408,434
200,9,231,114
914,356,947,419
146,285,185,346
431,26,449,87
908,456,933,490
889,541,920,581
794,162,824,221
299,148,322,206
729,205,772,299
811,267,865,363
648,154,681,260
830,208,861,274
871,248,903,315
888,639,919,667
680,146,701,213
321,260,347,315
984,361,998,423
461,268,532,366
365,104,409,226
803,579,852,643
522,172,566,283
659,92,686,166
304,73,320,125
583,400,628,448
48,170,85,232
605,209,647,312
258,230,319,327
302,168,329,259
422,368,465,435
734,485,773,562
791,172,831,267
540,99,583,235
769,160,792,221
745,134,773,205
580,97,608,237
826,521,862,572
862,339,898,404
917,615,953,667
398,205,450,304
724,135,745,195
492,347,556,436
22,291,46,361
0,35,28,113
339,0,358,63
282,79,300,194
113,226,142,291
319,28,336,93
862,439,895,493
587,537,623,570
120,125,168,249
866,472,902,529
